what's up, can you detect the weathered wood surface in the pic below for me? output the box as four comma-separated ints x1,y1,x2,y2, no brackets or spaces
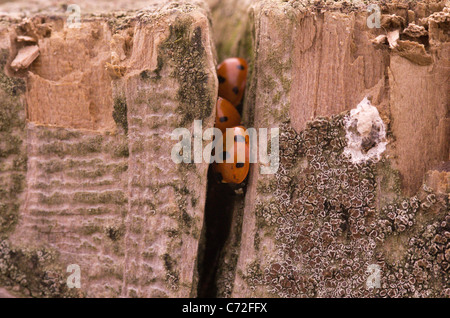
0,0,216,297
211,0,449,298
0,0,449,298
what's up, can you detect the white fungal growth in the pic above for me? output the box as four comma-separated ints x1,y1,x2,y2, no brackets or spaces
343,97,387,164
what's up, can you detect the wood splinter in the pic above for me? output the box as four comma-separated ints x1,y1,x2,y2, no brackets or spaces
10,45,40,71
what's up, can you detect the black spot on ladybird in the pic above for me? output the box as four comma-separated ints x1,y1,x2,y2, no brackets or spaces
232,87,239,95
234,135,245,142
218,75,226,84
236,163,245,168
219,116,228,122
237,64,245,70
216,172,223,182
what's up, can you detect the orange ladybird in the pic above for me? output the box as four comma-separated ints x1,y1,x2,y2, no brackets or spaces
215,97,241,133
217,58,248,107
213,126,250,184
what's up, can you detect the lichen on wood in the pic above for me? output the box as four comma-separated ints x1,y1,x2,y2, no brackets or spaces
157,17,214,126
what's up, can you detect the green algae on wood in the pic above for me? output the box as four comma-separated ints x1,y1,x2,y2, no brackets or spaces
0,240,81,297
113,96,128,134
157,17,213,127
0,49,27,237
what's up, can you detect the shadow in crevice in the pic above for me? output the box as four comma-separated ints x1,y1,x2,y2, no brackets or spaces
196,166,237,297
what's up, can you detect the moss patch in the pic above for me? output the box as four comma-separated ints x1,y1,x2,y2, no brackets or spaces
0,240,80,297
112,96,128,134
105,224,125,242
157,17,213,127
162,253,180,291
0,49,27,237
0,49,25,97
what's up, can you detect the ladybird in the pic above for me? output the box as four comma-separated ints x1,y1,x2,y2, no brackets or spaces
213,126,249,184
215,97,241,133
217,58,248,107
